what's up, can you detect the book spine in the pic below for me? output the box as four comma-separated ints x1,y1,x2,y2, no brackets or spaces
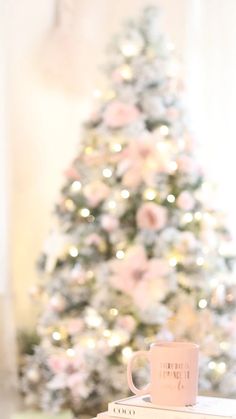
108,402,233,419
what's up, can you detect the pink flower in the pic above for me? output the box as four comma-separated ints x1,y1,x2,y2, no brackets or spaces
84,181,110,207
101,214,119,232
117,315,136,333
103,101,140,128
67,319,84,335
177,155,197,173
136,202,167,231
118,136,169,188
176,191,195,211
110,246,171,309
47,355,69,373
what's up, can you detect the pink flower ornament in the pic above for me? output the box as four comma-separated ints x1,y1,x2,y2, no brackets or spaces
177,191,195,211
103,101,140,128
136,202,167,231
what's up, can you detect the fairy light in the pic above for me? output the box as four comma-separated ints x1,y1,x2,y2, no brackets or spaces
208,361,216,370
122,346,133,361
69,246,79,258
216,362,226,374
65,199,76,211
87,338,96,349
220,341,230,351
196,256,204,266
168,161,178,172
198,299,207,309
52,331,61,341
143,188,157,201
102,168,113,178
182,212,193,224
112,143,122,153
108,200,117,209
167,194,175,203
169,257,177,267
103,329,111,337
71,181,81,193
194,211,202,221
120,64,133,80
159,125,169,136
93,89,102,98
121,189,130,199
66,348,75,357
80,208,90,218
108,333,122,347
86,314,102,328
121,42,139,58
109,308,119,316
116,250,125,259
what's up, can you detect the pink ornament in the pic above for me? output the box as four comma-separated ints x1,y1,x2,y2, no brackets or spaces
47,355,69,373
49,294,66,312
177,155,197,173
101,214,119,232
103,101,140,128
67,319,84,335
84,181,110,207
136,202,167,231
117,315,136,333
177,191,195,211
64,167,80,180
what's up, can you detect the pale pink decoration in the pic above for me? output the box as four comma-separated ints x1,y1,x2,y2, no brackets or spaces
117,315,136,333
101,214,119,232
112,69,123,84
67,319,84,335
84,181,110,207
47,355,69,373
85,233,103,247
103,101,140,128
49,294,66,312
177,155,197,173
177,191,195,211
136,202,167,231
110,246,170,309
64,167,80,180
119,136,169,188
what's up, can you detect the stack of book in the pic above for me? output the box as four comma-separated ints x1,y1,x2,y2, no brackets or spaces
92,394,236,419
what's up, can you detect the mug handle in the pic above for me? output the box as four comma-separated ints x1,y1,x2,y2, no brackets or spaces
127,350,151,396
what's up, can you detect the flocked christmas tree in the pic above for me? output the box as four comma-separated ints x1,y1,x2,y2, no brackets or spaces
22,6,236,416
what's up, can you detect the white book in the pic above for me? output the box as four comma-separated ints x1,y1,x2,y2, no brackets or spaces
108,395,236,419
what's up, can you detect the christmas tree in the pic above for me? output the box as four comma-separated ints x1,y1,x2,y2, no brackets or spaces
22,6,236,416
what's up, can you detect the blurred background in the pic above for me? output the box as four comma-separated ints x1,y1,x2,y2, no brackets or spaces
1,0,236,417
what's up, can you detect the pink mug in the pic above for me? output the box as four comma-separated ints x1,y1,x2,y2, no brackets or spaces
127,341,199,406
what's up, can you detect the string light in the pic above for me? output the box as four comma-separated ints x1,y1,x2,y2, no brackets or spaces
102,168,113,178
169,257,177,267
220,341,230,351
109,308,119,316
116,250,125,259
194,211,202,221
122,346,133,361
103,329,111,337
93,89,102,98
112,143,122,153
208,361,216,370
159,125,169,136
143,188,157,200
66,348,75,357
65,199,76,211
108,333,122,347
121,189,130,199
71,181,81,193
198,299,207,309
216,362,226,374
120,42,139,57
52,331,61,341
167,194,175,203
120,64,133,80
80,208,90,218
168,161,178,172
196,256,204,266
182,212,193,224
108,200,117,209
69,246,79,258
